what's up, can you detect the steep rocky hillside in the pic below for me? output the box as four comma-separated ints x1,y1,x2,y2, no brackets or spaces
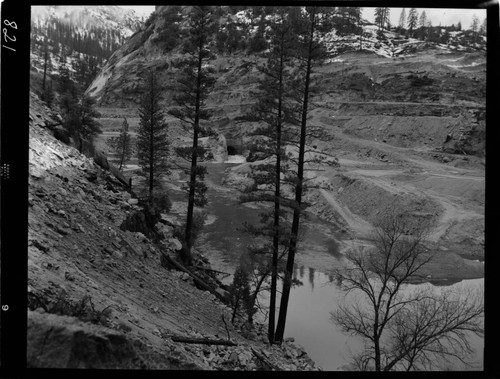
27,92,319,370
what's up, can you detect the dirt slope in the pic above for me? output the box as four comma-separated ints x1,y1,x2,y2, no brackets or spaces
27,93,319,370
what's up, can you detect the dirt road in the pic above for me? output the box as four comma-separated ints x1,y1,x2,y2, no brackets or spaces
308,106,484,277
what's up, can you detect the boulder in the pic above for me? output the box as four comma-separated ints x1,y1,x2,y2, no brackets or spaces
168,238,183,251
156,223,173,239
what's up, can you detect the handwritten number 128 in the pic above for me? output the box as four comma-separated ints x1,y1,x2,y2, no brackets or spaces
3,19,17,51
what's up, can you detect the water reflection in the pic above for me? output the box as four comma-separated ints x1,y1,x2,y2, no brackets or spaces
269,268,484,371
308,267,316,289
192,163,483,371
298,265,305,280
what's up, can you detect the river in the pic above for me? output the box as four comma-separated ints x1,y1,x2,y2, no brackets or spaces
172,161,484,371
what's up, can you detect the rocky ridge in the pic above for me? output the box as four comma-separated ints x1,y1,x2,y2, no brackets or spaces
27,92,319,370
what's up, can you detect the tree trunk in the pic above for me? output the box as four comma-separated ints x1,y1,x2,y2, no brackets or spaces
119,151,124,171
183,38,204,266
249,266,269,325
119,137,125,170
231,296,240,324
149,73,155,198
274,8,316,344
268,36,285,345
374,338,381,371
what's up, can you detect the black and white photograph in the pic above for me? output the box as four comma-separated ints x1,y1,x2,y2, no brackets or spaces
14,2,493,372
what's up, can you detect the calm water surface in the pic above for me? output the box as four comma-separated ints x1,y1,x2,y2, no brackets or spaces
173,162,484,371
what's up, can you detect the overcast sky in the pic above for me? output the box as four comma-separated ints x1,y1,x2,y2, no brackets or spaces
120,6,486,29
120,5,155,18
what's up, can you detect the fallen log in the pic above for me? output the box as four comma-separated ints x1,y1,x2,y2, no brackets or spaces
163,254,229,303
251,347,282,371
171,336,237,346
193,265,231,277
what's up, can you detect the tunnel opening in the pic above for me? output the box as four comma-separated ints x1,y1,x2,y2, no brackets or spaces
227,145,239,155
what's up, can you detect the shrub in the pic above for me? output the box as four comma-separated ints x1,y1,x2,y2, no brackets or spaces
52,127,72,144
145,191,172,216
173,210,207,245
28,290,112,326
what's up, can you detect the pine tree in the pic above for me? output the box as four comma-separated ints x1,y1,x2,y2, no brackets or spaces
407,8,419,37
59,44,67,64
479,17,486,36
155,6,183,52
229,263,253,324
137,69,170,198
274,6,338,344
374,7,384,30
42,36,50,91
57,64,82,143
41,80,55,108
76,95,101,142
419,10,427,28
58,88,101,151
375,7,390,30
334,7,362,36
74,56,89,88
471,14,479,43
107,117,132,170
398,8,406,33
240,7,297,344
168,6,217,266
417,10,428,40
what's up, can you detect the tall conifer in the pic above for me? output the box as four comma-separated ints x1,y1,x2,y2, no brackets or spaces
274,6,338,344
169,6,216,265
240,7,297,343
137,69,170,198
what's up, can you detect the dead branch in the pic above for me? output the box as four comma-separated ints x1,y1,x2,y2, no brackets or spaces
221,314,232,341
193,265,231,277
251,347,283,371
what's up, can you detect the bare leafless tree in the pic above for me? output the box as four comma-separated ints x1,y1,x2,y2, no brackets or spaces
331,207,484,371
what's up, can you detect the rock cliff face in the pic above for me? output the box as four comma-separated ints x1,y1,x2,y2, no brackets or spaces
27,91,319,370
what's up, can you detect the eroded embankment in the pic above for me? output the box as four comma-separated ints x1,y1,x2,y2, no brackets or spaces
306,173,442,235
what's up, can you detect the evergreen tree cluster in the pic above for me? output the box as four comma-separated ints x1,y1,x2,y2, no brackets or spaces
31,17,125,92
151,6,183,52
374,7,391,30
332,7,363,36
56,63,102,147
31,18,126,61
394,8,486,46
